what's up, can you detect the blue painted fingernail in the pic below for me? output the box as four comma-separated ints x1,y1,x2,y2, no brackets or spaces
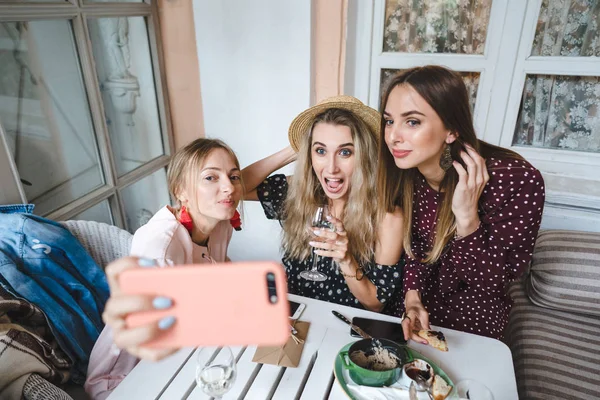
313,230,320,235
158,316,176,330
138,258,157,267
152,297,172,310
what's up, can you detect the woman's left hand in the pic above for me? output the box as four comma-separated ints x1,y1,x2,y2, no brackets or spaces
309,215,351,266
451,144,489,235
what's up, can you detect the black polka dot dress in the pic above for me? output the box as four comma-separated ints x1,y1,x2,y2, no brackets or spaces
388,157,545,339
257,175,404,312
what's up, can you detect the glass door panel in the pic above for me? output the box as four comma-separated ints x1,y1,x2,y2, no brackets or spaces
87,16,164,177
120,168,169,233
0,20,104,215
73,199,113,224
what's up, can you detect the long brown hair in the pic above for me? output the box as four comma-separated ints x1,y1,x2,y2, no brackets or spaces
377,65,522,263
283,108,379,265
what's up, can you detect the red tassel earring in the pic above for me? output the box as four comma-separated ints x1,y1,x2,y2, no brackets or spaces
179,205,193,234
230,210,242,231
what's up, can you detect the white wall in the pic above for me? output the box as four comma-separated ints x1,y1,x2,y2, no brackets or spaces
193,0,312,261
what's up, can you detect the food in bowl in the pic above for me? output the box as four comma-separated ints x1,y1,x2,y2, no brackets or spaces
350,345,400,371
403,359,434,387
339,338,408,387
403,359,453,400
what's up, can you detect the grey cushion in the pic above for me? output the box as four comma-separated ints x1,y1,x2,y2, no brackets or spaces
526,230,600,316
507,280,600,400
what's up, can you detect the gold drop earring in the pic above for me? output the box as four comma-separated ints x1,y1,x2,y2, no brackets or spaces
439,144,453,171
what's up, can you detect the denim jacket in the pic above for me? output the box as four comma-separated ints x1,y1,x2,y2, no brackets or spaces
0,204,109,383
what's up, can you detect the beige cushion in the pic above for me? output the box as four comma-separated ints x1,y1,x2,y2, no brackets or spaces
527,230,600,316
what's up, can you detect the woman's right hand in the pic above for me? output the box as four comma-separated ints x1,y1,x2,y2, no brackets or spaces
401,290,430,344
102,257,177,361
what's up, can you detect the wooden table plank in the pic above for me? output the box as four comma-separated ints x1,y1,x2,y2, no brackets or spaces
299,328,353,400
242,363,284,399
271,324,329,400
108,347,196,400
328,378,347,400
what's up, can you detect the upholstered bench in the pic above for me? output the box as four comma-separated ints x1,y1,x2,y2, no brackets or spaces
505,230,600,400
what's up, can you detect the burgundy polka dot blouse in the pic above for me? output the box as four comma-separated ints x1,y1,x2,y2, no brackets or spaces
393,157,545,340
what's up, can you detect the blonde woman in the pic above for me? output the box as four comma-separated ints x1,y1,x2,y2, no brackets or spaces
243,96,403,312
85,139,243,399
378,66,545,340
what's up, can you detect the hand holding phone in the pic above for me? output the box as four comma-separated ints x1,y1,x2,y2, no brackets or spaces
119,260,290,348
102,257,179,362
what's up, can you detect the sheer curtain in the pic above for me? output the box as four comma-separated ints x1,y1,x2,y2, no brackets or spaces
514,0,600,152
514,75,600,152
383,0,493,54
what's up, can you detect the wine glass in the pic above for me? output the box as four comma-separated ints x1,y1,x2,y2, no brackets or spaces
196,346,237,399
455,379,494,400
299,205,331,282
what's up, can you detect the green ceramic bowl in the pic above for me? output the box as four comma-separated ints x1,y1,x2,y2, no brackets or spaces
338,338,409,387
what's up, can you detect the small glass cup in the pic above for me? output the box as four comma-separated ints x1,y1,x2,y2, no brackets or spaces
196,346,237,399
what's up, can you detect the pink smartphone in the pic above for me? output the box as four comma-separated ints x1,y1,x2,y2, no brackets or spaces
119,261,290,348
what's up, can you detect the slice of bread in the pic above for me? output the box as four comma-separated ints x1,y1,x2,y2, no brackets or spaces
416,330,448,352
432,375,453,400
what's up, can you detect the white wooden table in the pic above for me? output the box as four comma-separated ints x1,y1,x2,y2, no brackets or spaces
108,294,518,399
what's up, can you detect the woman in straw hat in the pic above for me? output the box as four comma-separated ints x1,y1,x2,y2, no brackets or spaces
242,96,403,312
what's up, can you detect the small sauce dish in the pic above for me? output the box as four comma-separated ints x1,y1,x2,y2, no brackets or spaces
403,359,434,390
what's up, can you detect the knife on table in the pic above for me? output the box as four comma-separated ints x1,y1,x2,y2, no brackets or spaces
331,310,372,339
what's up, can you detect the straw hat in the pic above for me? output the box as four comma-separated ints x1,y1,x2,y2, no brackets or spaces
288,95,381,152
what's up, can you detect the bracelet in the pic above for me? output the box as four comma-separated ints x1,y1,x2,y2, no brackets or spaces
338,263,365,280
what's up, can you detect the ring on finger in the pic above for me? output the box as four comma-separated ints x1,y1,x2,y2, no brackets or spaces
401,312,411,322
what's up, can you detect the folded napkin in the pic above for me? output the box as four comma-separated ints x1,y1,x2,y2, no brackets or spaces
346,383,409,400
346,381,431,399
252,320,309,368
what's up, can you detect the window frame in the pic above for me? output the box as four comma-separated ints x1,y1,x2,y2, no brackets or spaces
497,0,600,209
363,0,510,136
346,0,600,229
0,0,174,230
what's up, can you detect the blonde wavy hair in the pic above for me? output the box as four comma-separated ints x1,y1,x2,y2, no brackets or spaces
282,108,379,265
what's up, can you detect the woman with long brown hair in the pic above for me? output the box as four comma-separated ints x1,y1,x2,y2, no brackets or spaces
243,96,403,312
378,66,545,340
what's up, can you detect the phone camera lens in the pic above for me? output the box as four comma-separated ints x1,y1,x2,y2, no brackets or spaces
269,295,277,304
267,272,275,281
